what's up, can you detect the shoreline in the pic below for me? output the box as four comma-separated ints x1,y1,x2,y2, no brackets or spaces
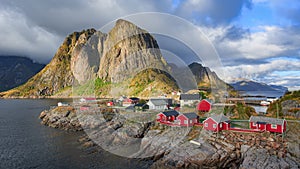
38,104,300,168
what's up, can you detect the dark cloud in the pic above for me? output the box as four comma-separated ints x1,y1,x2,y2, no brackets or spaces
221,26,250,41
0,0,299,90
222,58,269,66
1,0,173,36
0,0,174,62
153,34,201,65
176,0,252,25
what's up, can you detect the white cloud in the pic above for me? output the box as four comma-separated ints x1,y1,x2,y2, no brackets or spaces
207,25,300,61
0,10,60,63
0,0,299,91
221,59,300,90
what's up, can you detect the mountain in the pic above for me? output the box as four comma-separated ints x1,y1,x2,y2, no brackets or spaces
1,29,96,97
0,19,229,98
188,62,228,89
0,56,45,92
230,80,288,97
231,80,288,92
0,20,171,98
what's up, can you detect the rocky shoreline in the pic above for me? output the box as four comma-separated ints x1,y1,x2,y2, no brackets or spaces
39,105,300,168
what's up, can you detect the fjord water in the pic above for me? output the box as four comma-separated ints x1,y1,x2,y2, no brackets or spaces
0,99,147,169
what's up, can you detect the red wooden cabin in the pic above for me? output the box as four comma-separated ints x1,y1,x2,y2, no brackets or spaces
197,99,212,112
203,114,230,132
123,97,140,107
249,116,286,133
157,110,179,122
176,112,198,127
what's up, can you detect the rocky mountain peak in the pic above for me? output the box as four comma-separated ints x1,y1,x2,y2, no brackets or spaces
1,19,230,98
98,19,166,83
188,62,224,88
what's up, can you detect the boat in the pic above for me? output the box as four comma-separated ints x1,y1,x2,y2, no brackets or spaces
260,101,270,106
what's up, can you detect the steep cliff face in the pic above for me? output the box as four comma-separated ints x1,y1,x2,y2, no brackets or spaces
188,62,227,89
71,31,106,84
98,19,167,83
1,19,230,98
1,20,170,98
1,29,96,97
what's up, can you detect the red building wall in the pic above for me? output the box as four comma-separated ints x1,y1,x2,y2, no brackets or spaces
203,118,229,131
157,113,177,122
197,100,211,112
203,118,218,131
250,122,266,131
265,124,283,133
157,113,166,121
223,122,230,130
177,115,197,126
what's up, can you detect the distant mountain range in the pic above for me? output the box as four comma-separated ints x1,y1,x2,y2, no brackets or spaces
0,56,45,92
230,80,288,97
0,19,228,98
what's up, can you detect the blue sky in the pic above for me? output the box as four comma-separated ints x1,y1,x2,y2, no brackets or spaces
0,0,299,90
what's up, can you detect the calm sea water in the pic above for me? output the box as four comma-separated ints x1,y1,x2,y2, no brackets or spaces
251,105,268,114
0,99,149,169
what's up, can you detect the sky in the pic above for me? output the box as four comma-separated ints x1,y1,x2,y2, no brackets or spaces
0,0,299,90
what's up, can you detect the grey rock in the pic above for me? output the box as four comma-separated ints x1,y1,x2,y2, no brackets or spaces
241,144,251,156
98,19,167,83
71,31,107,84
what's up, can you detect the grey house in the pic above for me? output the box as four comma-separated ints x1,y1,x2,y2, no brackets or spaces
179,94,201,106
146,99,169,110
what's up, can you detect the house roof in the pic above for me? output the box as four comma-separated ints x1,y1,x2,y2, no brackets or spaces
148,99,168,106
118,96,127,101
134,103,145,107
182,112,198,119
201,99,213,104
162,110,179,117
129,97,139,101
209,114,230,123
180,94,201,100
249,116,285,125
125,105,135,110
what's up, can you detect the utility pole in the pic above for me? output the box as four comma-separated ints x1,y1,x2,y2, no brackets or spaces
276,103,279,118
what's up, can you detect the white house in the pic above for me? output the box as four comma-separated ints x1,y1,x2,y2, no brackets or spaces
179,94,201,106
146,99,169,110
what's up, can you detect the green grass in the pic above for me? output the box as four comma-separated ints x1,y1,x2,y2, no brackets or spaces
230,121,249,129
267,90,300,118
73,78,111,96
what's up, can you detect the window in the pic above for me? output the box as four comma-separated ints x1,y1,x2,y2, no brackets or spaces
271,124,277,129
205,123,208,127
213,124,216,128
220,123,223,128
190,120,192,123
184,120,188,124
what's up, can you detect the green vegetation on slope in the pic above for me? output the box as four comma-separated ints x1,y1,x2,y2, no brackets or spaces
129,68,179,97
267,90,300,118
1,29,96,98
73,78,111,97
209,103,255,120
